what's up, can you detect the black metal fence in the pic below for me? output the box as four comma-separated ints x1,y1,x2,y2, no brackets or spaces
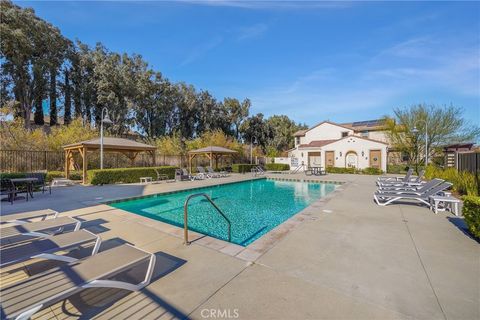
457,152,479,174
0,150,64,172
0,149,250,173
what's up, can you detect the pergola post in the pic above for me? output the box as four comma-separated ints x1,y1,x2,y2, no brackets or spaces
189,154,196,173
150,150,156,166
214,154,219,169
64,150,70,179
82,146,88,185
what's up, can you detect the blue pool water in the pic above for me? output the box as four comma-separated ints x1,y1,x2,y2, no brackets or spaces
110,179,336,246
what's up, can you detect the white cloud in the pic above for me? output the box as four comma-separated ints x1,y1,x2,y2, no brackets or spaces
246,38,479,123
180,36,223,66
237,23,268,41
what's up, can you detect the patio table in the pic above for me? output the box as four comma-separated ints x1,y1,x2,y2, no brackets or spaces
429,195,461,216
10,177,38,200
305,166,326,176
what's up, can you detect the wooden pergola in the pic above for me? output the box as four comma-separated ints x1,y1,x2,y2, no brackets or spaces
188,146,238,172
63,137,157,184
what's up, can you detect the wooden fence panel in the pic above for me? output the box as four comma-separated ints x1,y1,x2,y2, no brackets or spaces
457,152,479,174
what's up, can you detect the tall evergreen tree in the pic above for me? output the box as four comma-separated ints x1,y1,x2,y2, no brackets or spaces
63,68,72,125
49,68,57,125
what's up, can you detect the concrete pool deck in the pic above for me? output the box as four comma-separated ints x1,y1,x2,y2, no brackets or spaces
1,173,478,319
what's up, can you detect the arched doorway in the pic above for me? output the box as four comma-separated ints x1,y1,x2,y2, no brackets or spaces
345,151,358,168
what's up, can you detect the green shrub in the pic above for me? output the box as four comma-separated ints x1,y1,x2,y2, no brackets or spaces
425,165,478,196
325,167,356,174
42,171,82,182
232,164,257,173
46,171,63,182
265,163,290,171
387,164,409,174
361,167,383,175
0,172,27,180
463,196,480,239
88,166,177,185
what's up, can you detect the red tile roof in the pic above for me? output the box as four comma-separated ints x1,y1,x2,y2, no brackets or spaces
298,139,339,148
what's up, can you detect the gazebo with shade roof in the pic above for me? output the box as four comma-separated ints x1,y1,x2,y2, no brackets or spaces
63,137,157,184
188,146,238,173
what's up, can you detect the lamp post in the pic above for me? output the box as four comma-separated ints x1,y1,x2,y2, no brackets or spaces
250,136,257,164
181,137,186,168
412,119,428,166
100,107,113,170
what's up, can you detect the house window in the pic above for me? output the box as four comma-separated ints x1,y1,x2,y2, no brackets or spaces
341,131,349,138
361,131,369,138
295,137,300,145
401,152,409,162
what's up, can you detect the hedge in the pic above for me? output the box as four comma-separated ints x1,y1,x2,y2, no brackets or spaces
362,167,383,175
0,171,82,183
387,164,410,174
46,171,82,182
463,196,480,239
265,163,290,171
325,167,383,175
232,164,257,173
326,167,356,174
0,172,29,180
87,166,177,185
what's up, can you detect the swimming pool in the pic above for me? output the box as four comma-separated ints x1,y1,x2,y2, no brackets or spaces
110,178,336,246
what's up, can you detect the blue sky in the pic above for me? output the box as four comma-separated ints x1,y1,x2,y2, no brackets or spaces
19,0,479,126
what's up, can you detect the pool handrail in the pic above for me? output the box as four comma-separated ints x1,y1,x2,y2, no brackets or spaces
183,193,232,245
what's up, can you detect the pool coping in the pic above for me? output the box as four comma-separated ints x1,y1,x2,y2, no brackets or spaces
107,176,347,262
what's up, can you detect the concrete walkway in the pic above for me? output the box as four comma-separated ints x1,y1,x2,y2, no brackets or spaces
0,174,478,320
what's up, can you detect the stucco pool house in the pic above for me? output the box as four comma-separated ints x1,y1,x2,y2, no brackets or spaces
288,120,389,172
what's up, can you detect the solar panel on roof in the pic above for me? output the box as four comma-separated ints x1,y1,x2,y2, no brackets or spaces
352,119,383,127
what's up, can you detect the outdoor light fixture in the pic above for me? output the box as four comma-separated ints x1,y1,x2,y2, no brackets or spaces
339,152,342,157
250,136,257,164
100,107,113,170
361,151,364,157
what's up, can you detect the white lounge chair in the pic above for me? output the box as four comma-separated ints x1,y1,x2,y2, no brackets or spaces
377,168,413,182
377,178,443,194
0,229,101,267
374,182,452,207
197,166,215,178
0,209,59,226
208,166,228,177
377,170,425,187
0,244,156,320
0,216,81,247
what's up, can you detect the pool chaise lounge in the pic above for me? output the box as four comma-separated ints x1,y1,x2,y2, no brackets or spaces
197,166,217,178
0,209,58,226
0,229,101,267
374,182,452,207
376,170,425,187
377,178,443,194
0,244,156,320
0,216,81,246
377,168,413,183
207,166,228,177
